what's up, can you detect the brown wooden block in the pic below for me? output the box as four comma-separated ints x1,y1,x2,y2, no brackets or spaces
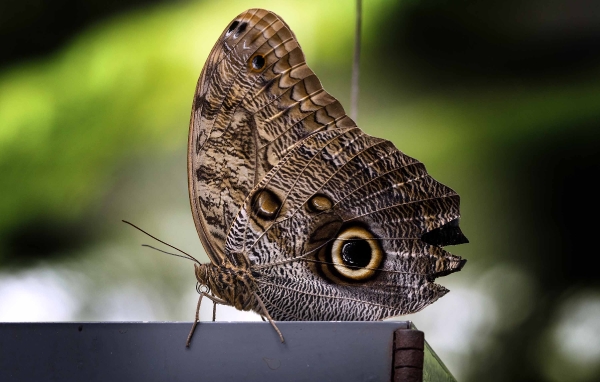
393,367,423,382
394,348,424,368
394,329,424,350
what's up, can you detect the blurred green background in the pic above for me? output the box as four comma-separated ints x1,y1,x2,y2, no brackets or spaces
1,0,599,381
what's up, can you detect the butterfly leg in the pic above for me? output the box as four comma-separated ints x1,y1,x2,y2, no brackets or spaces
254,292,285,343
185,293,203,348
212,296,217,322
186,292,229,348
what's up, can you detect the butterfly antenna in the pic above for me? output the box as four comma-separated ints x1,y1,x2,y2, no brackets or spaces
350,0,362,122
141,244,197,262
122,220,200,263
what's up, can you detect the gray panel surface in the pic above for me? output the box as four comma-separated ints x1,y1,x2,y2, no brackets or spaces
0,321,411,382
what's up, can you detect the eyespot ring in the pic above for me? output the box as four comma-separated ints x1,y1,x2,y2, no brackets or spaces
316,225,384,282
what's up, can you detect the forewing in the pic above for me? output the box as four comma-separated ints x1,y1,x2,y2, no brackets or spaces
188,9,353,265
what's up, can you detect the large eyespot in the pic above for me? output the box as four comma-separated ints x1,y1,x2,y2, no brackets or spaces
328,226,384,281
249,54,265,71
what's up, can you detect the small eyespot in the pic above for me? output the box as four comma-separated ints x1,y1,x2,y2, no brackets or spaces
234,22,248,38
327,226,384,281
307,195,333,212
251,55,265,70
226,21,239,36
252,189,281,220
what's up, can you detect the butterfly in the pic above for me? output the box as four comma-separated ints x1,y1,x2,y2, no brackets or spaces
184,8,468,346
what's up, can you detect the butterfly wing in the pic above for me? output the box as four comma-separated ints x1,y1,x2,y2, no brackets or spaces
190,8,468,320
189,8,353,265
227,126,467,320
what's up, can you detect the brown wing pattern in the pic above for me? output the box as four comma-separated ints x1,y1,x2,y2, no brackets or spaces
226,126,466,320
189,8,467,320
188,8,353,265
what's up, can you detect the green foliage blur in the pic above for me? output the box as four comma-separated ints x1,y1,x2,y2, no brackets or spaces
1,1,599,381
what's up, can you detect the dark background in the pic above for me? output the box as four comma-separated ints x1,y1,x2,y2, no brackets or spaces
1,1,599,381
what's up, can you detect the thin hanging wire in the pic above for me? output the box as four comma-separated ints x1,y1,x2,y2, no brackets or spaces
350,0,362,123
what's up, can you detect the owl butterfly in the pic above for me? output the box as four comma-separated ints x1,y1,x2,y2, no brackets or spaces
185,8,468,345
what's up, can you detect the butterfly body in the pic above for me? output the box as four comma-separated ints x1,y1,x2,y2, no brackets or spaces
186,8,468,335
194,263,258,312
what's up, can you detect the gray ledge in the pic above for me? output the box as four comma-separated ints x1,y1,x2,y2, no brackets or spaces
0,321,455,382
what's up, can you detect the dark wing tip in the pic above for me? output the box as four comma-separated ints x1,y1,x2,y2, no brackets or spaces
421,218,469,247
